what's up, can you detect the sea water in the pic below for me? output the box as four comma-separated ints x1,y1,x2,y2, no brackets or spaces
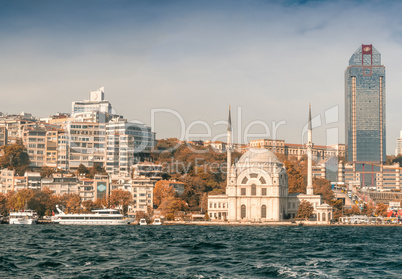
0,225,400,278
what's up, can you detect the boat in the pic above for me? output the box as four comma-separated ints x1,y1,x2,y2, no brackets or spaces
139,218,147,225
53,205,128,225
152,218,162,225
9,210,39,225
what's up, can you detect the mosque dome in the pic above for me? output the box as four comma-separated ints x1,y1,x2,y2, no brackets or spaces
237,148,281,165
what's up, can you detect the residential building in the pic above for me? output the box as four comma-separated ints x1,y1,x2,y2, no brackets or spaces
0,125,7,146
72,87,113,122
0,169,15,193
249,139,345,161
68,122,107,170
106,118,156,175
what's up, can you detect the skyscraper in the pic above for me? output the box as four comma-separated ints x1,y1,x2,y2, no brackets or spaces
345,44,386,186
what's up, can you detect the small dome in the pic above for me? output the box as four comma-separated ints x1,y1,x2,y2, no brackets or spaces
237,148,280,165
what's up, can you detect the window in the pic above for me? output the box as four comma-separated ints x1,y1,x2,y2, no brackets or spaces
241,177,248,184
317,212,320,221
261,188,267,196
322,213,326,221
241,188,246,195
261,205,267,218
250,173,258,178
251,184,256,196
241,205,246,219
259,177,266,184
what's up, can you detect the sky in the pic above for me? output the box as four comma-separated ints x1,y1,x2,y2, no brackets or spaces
1,0,402,154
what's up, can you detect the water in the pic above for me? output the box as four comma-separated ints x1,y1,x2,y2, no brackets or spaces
0,225,400,278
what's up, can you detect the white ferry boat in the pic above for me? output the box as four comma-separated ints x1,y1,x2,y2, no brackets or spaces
9,210,39,225
53,206,128,225
139,218,147,225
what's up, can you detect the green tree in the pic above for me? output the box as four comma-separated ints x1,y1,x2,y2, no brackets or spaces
296,200,314,220
0,140,30,175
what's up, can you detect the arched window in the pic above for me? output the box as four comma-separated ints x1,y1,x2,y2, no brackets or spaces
261,205,267,218
251,184,256,196
241,177,248,184
241,205,246,219
259,177,266,184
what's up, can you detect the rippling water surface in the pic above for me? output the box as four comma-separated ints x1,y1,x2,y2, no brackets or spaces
0,225,401,278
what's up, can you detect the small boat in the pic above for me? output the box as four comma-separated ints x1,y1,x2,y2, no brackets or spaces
139,218,147,225
9,210,39,225
152,218,162,225
53,205,128,225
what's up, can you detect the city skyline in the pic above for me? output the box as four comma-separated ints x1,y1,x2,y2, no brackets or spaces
2,1,402,153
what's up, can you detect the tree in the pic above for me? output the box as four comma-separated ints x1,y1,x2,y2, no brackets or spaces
8,189,34,210
361,203,374,216
0,193,8,216
77,164,89,176
296,200,314,220
82,200,95,213
375,203,388,217
40,166,55,178
153,181,175,208
313,178,334,204
109,189,132,215
158,196,188,216
59,193,81,213
0,140,30,175
135,211,150,223
285,160,305,194
28,188,58,216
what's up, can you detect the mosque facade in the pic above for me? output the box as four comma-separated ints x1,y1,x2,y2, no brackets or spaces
208,107,333,223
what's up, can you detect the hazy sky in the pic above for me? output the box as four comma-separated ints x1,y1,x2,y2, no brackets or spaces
1,0,402,154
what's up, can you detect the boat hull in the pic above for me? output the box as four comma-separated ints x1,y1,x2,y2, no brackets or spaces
9,218,36,225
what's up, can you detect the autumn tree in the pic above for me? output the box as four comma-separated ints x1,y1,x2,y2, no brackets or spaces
109,189,132,215
375,203,388,217
82,200,95,213
153,181,175,208
158,196,189,216
8,189,34,210
347,204,361,216
285,160,305,194
0,193,8,216
296,200,314,220
0,140,30,175
40,166,55,178
28,188,58,216
77,164,89,176
59,193,81,213
362,203,374,216
313,177,334,204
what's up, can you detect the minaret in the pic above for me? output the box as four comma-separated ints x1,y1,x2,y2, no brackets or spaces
227,106,232,183
306,104,314,195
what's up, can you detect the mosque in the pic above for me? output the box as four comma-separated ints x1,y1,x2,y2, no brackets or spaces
207,106,333,223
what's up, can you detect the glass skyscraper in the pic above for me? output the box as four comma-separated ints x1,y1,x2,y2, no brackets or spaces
345,44,386,187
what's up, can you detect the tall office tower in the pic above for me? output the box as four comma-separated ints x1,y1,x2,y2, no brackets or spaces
396,130,402,156
345,44,386,187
